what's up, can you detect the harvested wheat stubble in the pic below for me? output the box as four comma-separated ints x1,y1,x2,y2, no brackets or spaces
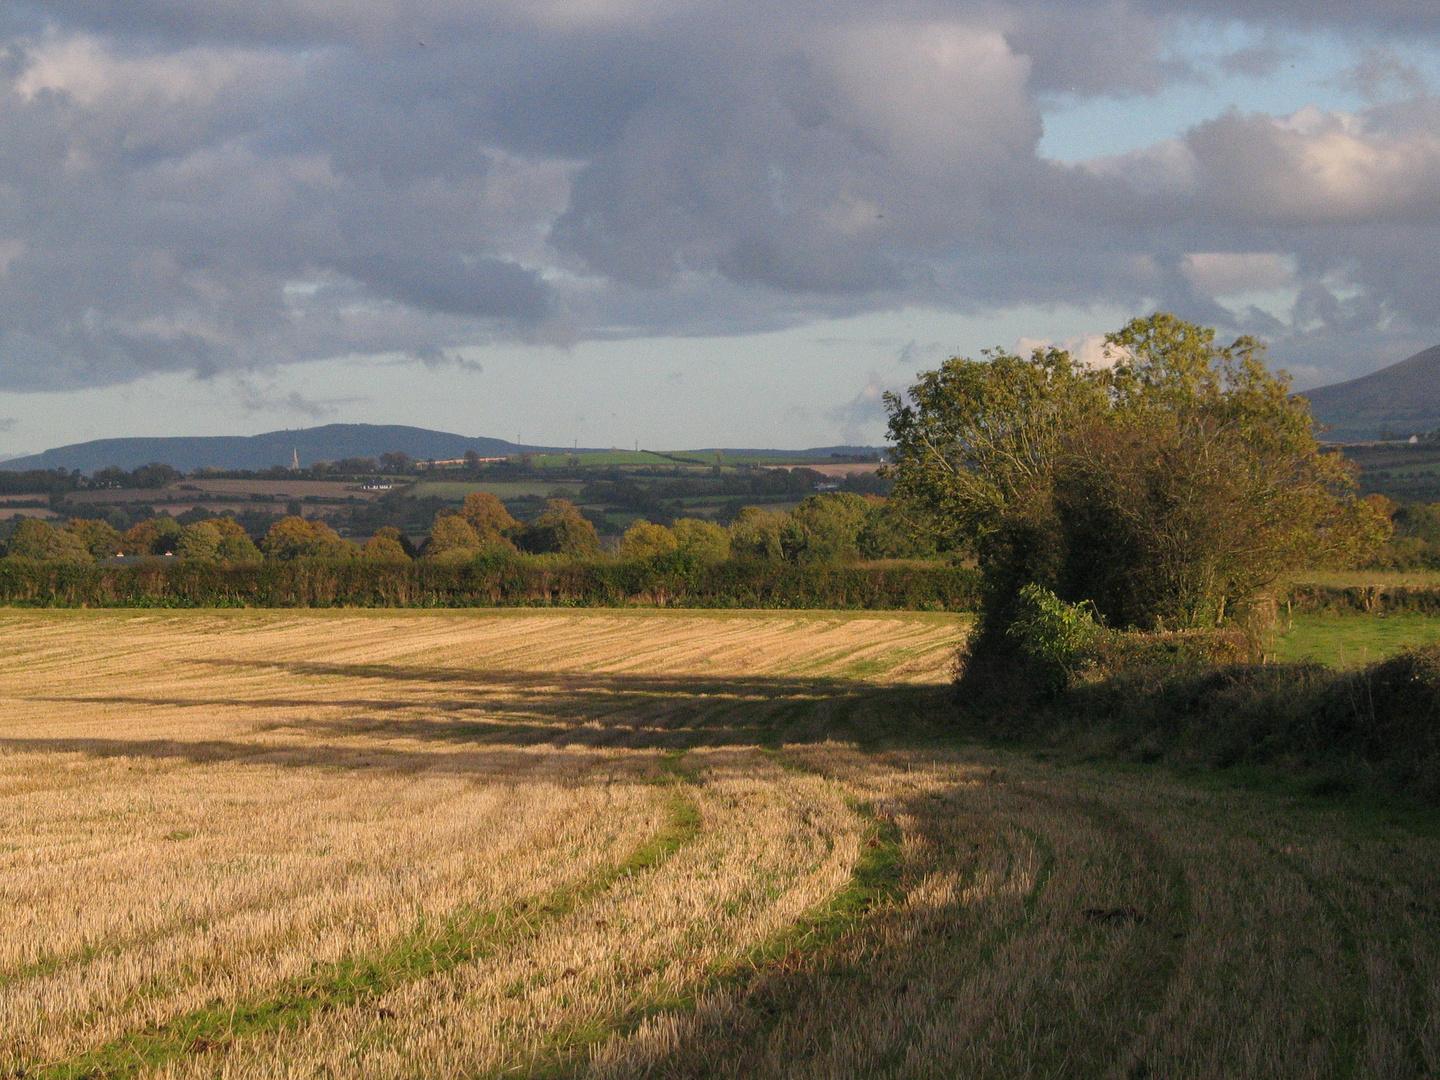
0,608,1436,1079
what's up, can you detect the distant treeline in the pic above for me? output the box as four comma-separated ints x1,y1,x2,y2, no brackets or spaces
0,556,980,611
1370,500,1440,569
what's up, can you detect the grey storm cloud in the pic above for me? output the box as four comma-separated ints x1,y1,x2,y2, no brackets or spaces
1,0,1439,390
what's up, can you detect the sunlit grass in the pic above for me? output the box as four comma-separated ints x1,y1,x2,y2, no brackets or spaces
1272,612,1440,667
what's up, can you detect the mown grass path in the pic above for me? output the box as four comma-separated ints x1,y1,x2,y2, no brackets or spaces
0,609,1436,1079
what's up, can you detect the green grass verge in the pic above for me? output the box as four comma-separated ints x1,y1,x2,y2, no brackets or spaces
29,790,702,1080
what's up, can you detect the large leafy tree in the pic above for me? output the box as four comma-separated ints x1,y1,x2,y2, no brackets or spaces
619,520,679,560
781,492,876,563
120,517,180,556
517,499,601,557
672,518,730,563
63,519,122,558
457,492,520,546
361,526,411,562
886,313,1385,633
261,516,353,560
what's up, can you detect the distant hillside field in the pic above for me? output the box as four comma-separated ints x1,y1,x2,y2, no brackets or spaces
0,424,533,473
0,423,887,474
1304,344,1440,441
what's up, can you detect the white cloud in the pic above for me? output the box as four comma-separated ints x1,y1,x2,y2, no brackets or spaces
1181,252,1296,296
15,35,297,107
0,1,1436,399
1186,102,1440,223
820,22,1038,175
826,372,893,444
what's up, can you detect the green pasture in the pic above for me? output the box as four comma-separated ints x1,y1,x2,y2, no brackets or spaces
407,480,583,501
528,451,677,467
1272,612,1440,668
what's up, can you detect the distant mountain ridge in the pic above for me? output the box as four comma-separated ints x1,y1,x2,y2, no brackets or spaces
0,424,885,473
1304,344,1440,441
0,425,543,473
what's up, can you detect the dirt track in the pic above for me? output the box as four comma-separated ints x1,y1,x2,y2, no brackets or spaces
0,609,1435,1078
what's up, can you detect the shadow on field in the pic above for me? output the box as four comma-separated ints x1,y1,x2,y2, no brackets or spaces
12,659,956,775
590,778,1191,1080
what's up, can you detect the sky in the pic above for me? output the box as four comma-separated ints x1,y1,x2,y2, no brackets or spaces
2,2,1440,457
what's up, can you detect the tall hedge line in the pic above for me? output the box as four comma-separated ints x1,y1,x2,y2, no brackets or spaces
0,557,981,610
1284,583,1440,615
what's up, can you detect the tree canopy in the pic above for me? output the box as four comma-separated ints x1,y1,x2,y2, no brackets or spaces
6,519,92,563
886,313,1387,633
261,516,351,561
516,499,602,557
619,520,679,560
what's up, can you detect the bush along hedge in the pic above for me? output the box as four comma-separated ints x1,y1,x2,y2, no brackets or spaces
955,587,1440,804
1030,650,1440,804
0,555,981,611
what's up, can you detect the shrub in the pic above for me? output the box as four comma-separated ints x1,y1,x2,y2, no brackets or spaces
959,637,1439,804
1090,627,1255,670
961,584,1261,705
1004,584,1103,691
0,556,981,611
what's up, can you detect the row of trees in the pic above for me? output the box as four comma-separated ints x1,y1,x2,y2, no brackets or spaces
427,491,924,564
1,514,401,564
1368,498,1440,569
5,516,261,563
2,489,935,567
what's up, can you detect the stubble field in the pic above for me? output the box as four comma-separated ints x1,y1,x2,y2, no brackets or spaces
1,609,1437,1079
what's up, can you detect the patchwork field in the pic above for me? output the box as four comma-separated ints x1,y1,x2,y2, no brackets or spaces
1,609,1437,1078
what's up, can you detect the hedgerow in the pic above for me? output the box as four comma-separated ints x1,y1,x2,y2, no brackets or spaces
0,555,980,610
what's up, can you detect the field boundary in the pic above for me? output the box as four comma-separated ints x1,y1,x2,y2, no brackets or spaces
0,559,980,612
